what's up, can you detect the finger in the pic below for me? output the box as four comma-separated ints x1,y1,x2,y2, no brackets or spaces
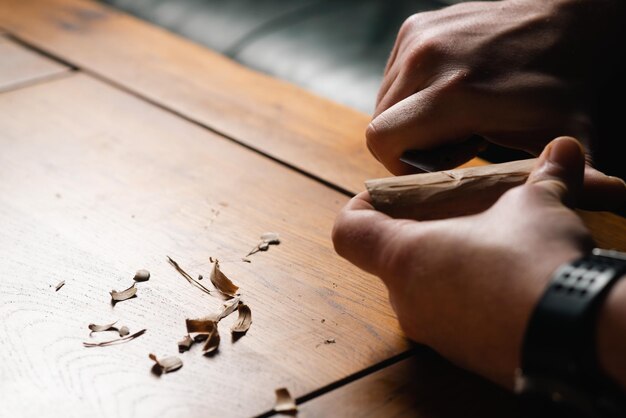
332,192,409,276
375,69,401,113
367,78,475,175
526,136,585,207
580,165,626,211
376,69,400,112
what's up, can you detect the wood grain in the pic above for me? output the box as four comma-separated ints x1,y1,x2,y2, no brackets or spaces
366,159,535,221
0,0,484,195
298,348,522,418
0,73,409,418
0,35,68,92
366,160,626,251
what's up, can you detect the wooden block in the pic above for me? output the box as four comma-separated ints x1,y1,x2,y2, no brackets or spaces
366,160,626,251
0,73,408,417
367,159,535,221
0,0,485,195
0,36,68,92
299,349,521,418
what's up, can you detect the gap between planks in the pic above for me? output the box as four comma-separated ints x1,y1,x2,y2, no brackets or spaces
253,349,417,418
7,33,356,198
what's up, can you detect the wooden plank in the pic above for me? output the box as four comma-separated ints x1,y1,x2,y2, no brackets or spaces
299,350,521,418
0,35,68,92
0,73,408,417
0,0,484,195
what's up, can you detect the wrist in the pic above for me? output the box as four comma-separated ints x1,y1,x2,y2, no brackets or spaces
517,249,626,415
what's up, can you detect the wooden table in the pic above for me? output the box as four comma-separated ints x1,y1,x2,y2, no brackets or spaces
1,1,624,417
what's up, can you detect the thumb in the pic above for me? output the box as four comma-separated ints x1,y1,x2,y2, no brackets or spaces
526,136,585,207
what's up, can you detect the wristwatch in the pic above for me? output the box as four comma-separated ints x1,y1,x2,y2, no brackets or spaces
515,248,626,418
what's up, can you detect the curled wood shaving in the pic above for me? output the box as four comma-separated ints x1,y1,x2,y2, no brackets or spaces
88,321,130,337
274,388,297,413
186,318,217,335
133,269,150,282
325,338,336,344
178,335,194,352
110,283,137,302
54,280,65,291
88,321,118,333
202,325,220,355
83,329,146,347
185,318,220,354
246,232,281,256
216,297,241,321
167,256,213,296
149,353,183,374
210,259,239,299
231,303,252,334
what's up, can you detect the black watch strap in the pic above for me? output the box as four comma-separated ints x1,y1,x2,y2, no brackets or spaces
517,248,626,417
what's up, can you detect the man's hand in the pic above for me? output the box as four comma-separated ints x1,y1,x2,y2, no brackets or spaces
367,0,626,209
333,137,594,388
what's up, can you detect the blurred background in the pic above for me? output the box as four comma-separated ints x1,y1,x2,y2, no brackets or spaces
99,0,527,163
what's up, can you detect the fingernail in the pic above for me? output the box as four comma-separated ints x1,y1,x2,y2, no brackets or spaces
545,137,583,165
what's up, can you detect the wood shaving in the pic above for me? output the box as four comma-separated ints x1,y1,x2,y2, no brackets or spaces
133,269,150,282
274,388,297,413
149,353,183,375
231,303,252,334
202,325,220,355
324,338,336,344
178,335,194,352
110,283,137,302
186,318,217,336
54,280,65,291
216,297,241,321
210,259,239,299
83,329,146,347
88,321,118,333
260,232,280,244
246,232,281,256
167,256,213,296
88,321,130,337
186,318,220,354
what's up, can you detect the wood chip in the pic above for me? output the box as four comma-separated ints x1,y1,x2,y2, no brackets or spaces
324,338,336,344
274,388,297,413
83,329,146,347
110,283,137,302
149,353,183,374
133,269,150,282
210,259,239,299
178,335,194,353
167,256,213,296
246,232,281,256
231,303,252,334
261,232,280,244
118,325,130,337
88,321,118,333
54,280,65,291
